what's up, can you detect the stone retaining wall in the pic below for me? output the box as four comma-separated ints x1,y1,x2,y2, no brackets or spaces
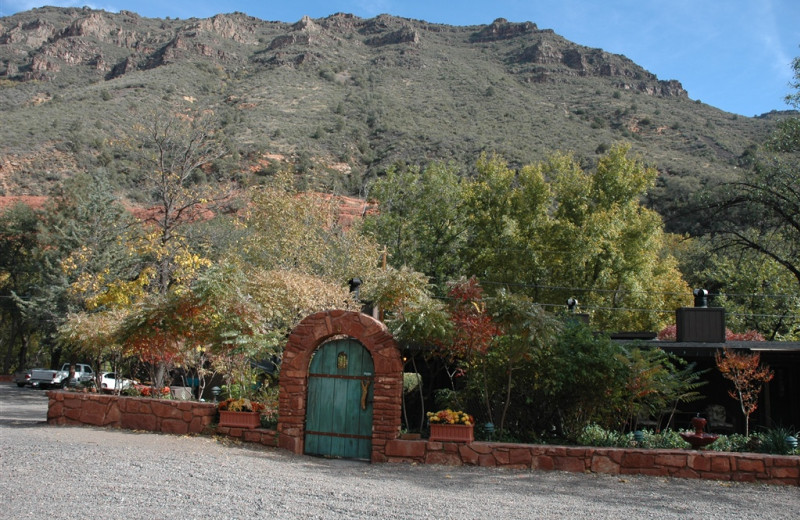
384,439,800,486
46,391,799,486
47,390,217,434
217,424,278,447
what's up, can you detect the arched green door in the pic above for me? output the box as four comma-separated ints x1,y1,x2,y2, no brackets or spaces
305,339,374,460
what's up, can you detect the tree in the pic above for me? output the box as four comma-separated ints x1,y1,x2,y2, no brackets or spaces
485,289,560,434
703,55,800,292
240,172,380,284
0,202,41,372
458,146,690,331
128,103,231,294
680,240,799,340
14,174,140,369
715,347,774,435
363,162,468,286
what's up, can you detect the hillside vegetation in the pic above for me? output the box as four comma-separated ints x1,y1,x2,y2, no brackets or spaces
0,7,790,232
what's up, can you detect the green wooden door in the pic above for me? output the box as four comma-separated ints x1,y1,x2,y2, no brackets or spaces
305,339,374,460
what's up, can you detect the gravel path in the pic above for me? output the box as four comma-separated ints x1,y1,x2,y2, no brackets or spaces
1,383,797,519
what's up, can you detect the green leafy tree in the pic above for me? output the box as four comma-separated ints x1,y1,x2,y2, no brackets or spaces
537,322,630,439
704,55,800,293
457,146,690,331
680,241,799,340
240,172,380,284
16,174,139,368
363,161,468,286
485,289,560,435
0,203,41,372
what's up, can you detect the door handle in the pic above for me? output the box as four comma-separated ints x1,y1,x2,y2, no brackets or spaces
360,380,371,410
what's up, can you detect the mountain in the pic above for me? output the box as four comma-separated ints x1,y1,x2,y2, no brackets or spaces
0,7,788,232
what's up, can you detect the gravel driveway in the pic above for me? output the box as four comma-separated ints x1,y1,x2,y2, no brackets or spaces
1,382,797,519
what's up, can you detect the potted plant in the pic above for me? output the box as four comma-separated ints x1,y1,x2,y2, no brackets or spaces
218,398,266,429
427,409,475,443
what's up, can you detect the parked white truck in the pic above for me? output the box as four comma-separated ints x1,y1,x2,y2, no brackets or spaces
29,363,94,388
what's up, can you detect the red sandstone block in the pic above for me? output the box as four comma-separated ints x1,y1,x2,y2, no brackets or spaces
260,432,277,447
655,454,688,468
188,417,207,433
621,452,655,468
161,419,189,435
64,408,81,420
591,455,620,475
80,403,108,426
386,457,415,464
386,440,427,458
64,398,83,409
470,443,494,455
243,430,262,443
688,454,712,472
554,456,586,472
151,401,182,419
492,449,509,464
769,467,800,479
671,467,700,479
177,402,191,411
227,427,244,438
426,441,443,451
443,443,460,454
732,472,757,483
194,406,216,417
711,457,731,473
278,435,299,453
135,401,152,414
426,451,462,466
533,456,555,471
459,445,479,465
509,448,533,466
567,447,590,457
735,457,766,473
769,457,800,467
48,402,64,419
372,452,388,463
121,413,157,431
476,454,495,467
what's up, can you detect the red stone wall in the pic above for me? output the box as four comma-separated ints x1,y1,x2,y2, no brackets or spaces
47,391,217,435
384,440,800,486
277,310,403,462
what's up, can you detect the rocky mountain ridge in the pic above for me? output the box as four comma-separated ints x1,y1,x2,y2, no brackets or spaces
0,7,786,233
1,8,684,97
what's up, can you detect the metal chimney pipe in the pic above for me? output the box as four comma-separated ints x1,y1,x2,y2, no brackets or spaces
693,288,709,308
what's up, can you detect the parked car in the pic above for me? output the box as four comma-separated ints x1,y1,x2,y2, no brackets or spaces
29,363,94,388
99,372,137,393
13,368,35,387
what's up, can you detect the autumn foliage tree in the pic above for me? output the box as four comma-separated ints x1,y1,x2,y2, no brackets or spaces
714,347,774,435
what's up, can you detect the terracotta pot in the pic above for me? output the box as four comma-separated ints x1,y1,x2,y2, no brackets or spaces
429,423,474,443
218,410,261,429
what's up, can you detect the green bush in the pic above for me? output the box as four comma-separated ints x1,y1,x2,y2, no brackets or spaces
577,424,629,447
711,433,752,453
752,426,800,455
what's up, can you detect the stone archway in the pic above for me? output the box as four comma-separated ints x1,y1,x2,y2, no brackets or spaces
277,310,403,462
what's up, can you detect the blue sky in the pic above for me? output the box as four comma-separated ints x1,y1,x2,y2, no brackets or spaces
2,1,798,116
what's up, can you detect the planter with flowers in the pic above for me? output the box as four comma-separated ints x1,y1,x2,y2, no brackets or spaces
218,398,266,429
427,409,475,443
